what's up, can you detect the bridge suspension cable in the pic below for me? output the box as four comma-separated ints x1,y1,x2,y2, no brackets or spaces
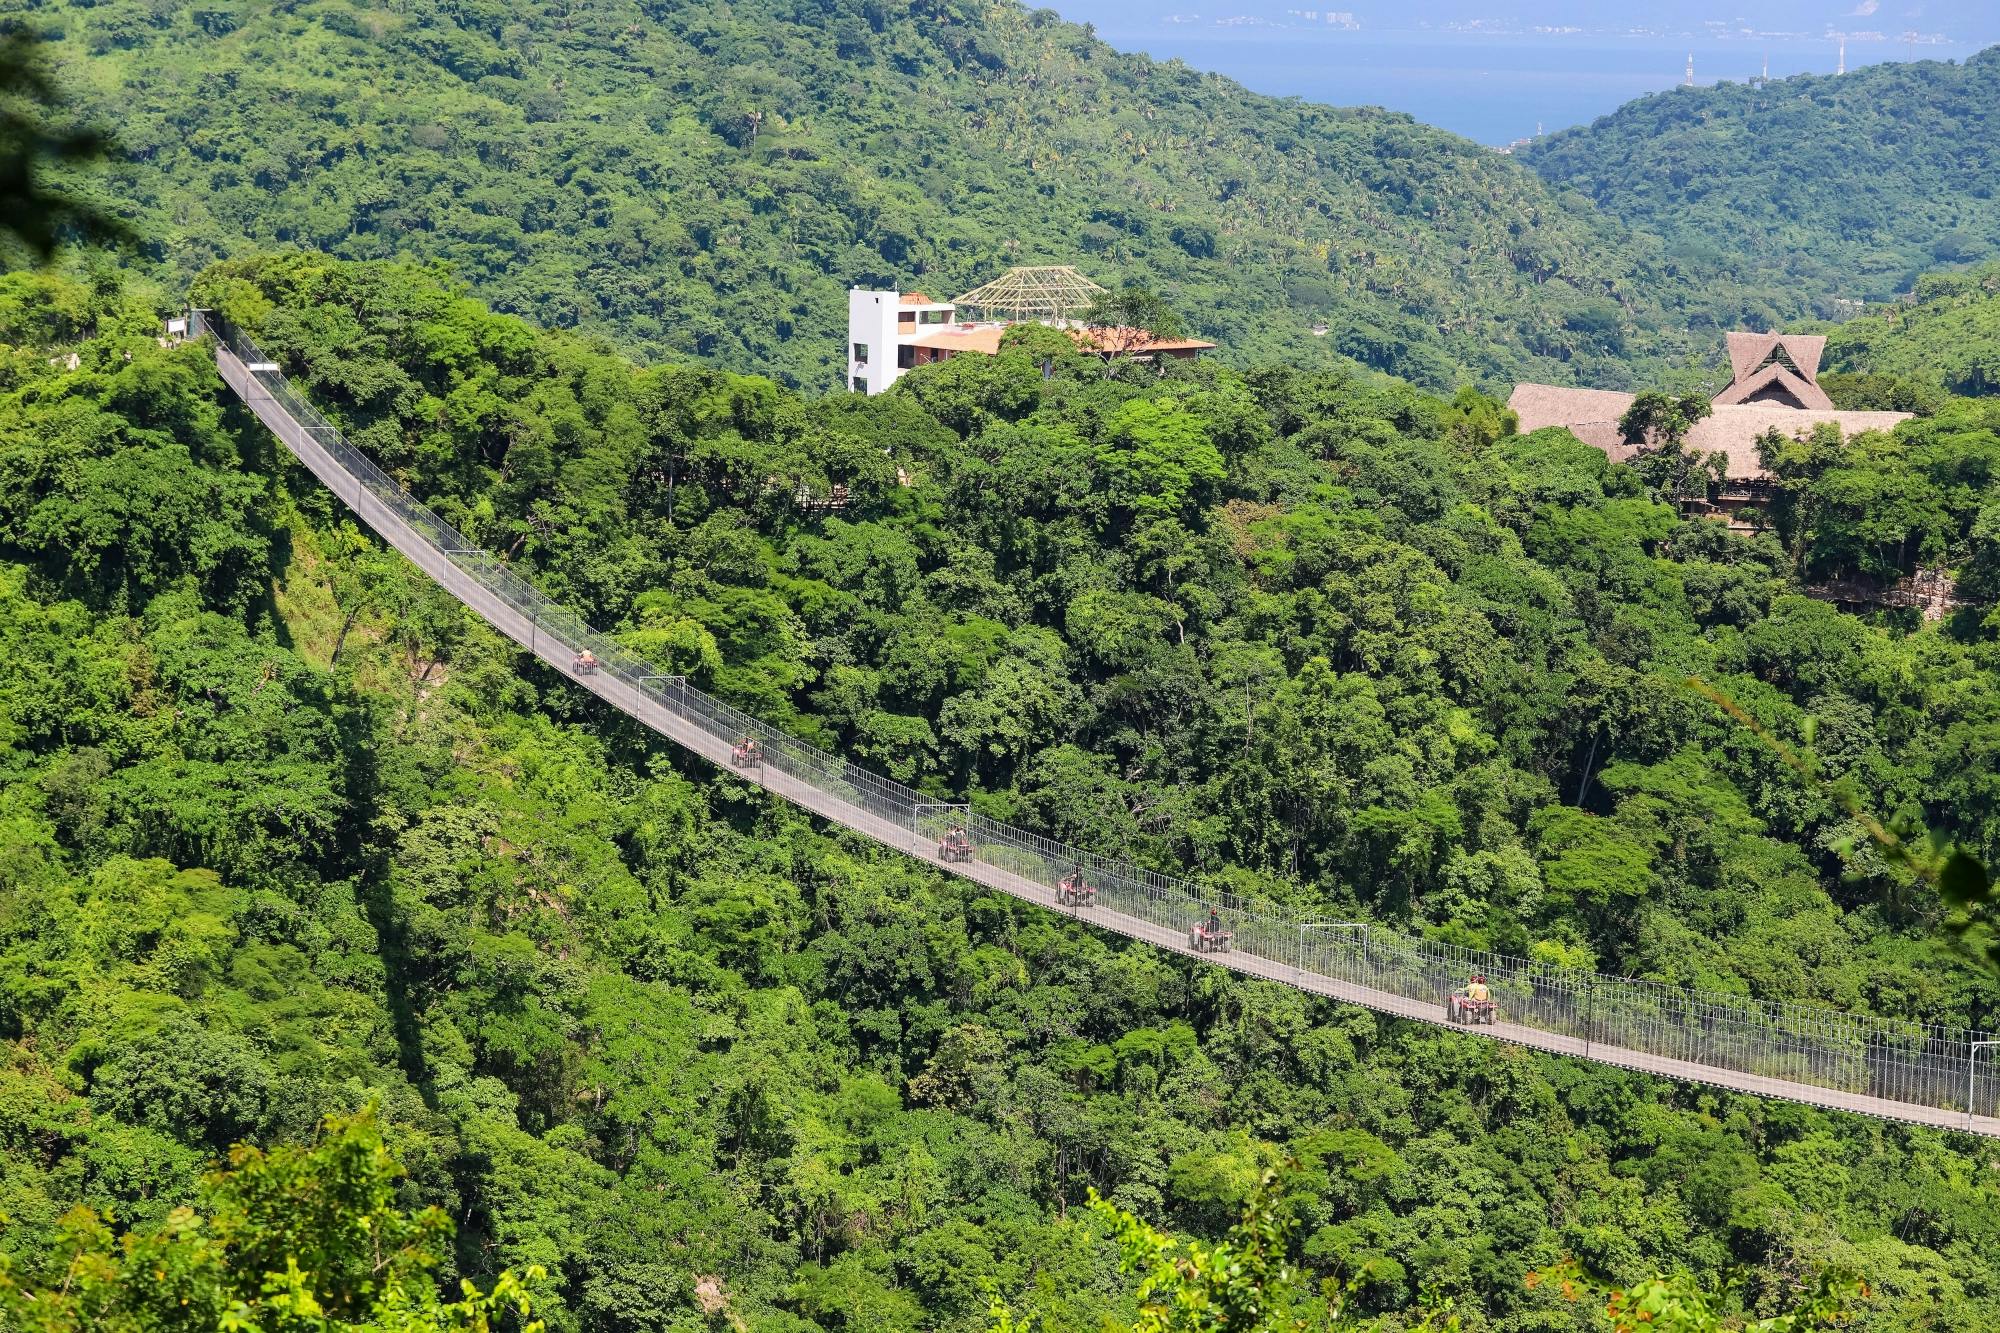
189,309,2000,1137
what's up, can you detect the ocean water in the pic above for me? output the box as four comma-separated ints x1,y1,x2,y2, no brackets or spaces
1048,11,1992,145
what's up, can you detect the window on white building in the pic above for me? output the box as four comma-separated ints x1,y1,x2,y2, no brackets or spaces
853,342,869,364
852,376,868,393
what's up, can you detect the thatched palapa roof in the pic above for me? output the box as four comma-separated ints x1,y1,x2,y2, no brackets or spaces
1509,382,1908,482
1508,330,1911,483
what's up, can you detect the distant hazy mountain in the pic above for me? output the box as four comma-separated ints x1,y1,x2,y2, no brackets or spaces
1521,49,2000,321
35,0,1711,389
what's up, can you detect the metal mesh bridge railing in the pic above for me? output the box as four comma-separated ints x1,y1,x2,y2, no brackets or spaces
190,309,2000,1131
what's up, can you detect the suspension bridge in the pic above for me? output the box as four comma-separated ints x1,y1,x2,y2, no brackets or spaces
192,311,2000,1138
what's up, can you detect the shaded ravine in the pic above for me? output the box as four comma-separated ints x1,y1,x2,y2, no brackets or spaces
192,311,2000,1139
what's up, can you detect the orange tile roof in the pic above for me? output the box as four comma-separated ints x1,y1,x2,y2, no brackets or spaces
908,323,1217,360
900,291,939,306
909,327,1007,354
1073,326,1217,354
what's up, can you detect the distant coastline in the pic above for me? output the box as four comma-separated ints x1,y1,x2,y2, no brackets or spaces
1047,13,1991,143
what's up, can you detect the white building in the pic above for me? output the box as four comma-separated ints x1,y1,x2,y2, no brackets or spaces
847,279,1215,395
846,288,961,394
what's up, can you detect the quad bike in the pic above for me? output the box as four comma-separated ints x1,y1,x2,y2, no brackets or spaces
937,827,974,864
730,738,763,770
1447,991,1498,1025
1056,871,1097,908
572,650,601,675
1189,922,1233,954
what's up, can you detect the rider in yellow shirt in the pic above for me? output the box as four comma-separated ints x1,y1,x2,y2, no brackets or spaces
1466,974,1491,1003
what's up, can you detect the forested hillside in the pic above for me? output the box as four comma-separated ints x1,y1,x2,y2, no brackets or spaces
1522,48,2000,323
1822,261,2000,405
22,0,1720,390
6,254,2000,1328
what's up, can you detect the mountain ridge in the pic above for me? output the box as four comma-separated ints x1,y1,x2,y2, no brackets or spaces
1522,47,2000,324
38,0,1716,389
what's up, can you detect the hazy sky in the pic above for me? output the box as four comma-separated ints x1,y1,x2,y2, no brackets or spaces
1048,1,1999,141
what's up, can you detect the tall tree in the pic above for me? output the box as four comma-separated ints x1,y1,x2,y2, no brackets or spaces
1082,284,1192,356
0,1109,546,1332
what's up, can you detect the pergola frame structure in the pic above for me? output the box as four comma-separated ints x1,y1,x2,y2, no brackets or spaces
952,266,1107,322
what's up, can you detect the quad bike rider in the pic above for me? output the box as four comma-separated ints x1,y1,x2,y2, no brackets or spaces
1190,906,1232,953
572,648,601,675
1449,973,1497,1025
730,736,763,770
1056,864,1097,907
937,825,974,864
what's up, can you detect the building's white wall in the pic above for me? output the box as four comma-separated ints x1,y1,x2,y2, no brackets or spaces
846,290,902,394
848,290,969,393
